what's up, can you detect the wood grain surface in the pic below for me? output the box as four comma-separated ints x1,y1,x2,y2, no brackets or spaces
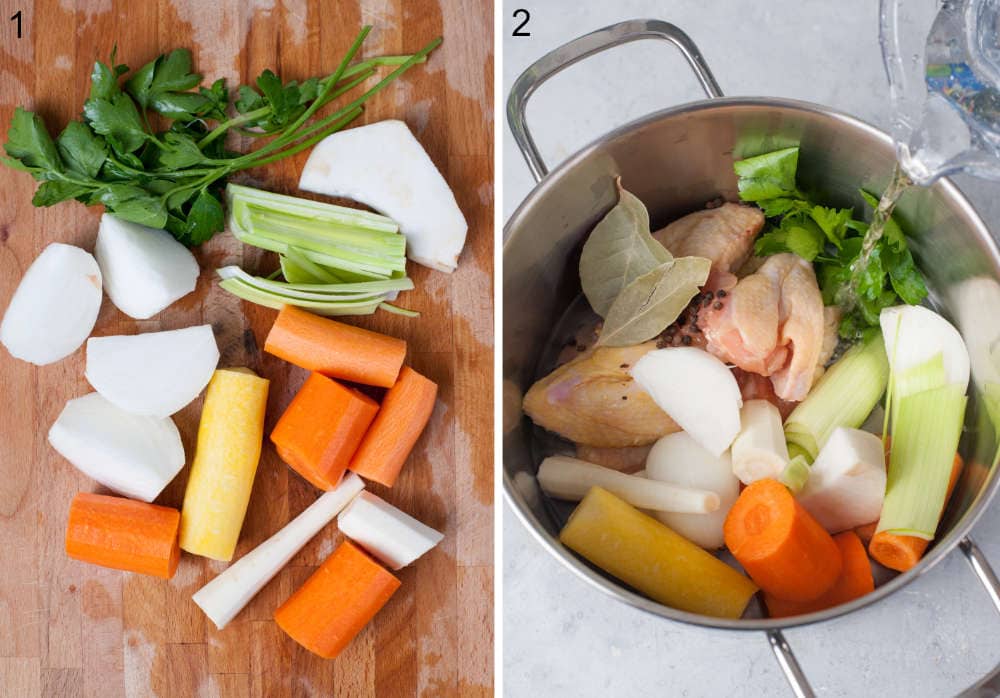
0,0,494,695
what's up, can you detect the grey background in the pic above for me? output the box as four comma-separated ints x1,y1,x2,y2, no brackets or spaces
501,1,1000,696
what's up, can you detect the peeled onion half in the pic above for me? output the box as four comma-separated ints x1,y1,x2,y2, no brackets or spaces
85,325,220,417
1,243,103,365
48,392,185,502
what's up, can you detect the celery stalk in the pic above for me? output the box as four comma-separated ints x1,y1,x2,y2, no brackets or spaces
877,384,966,538
221,184,417,318
784,331,889,461
779,455,811,494
219,279,383,316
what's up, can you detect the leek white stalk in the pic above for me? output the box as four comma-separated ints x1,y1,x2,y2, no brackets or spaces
192,473,365,629
536,455,719,514
731,400,789,485
784,331,889,461
876,305,970,539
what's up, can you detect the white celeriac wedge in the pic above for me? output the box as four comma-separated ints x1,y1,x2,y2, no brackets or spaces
797,427,887,533
192,473,365,629
645,432,740,549
337,491,444,570
1,243,102,365
94,214,200,319
48,392,185,502
731,400,789,485
85,325,219,417
537,455,719,514
630,347,742,457
298,120,468,272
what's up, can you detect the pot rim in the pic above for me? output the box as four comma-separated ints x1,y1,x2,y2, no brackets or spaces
502,94,1000,631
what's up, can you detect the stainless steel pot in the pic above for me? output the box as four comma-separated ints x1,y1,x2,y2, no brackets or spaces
502,19,1000,697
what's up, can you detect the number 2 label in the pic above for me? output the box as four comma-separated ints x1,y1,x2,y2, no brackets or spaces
512,9,530,37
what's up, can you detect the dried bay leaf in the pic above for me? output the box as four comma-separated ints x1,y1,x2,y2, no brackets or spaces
597,256,711,347
580,177,671,317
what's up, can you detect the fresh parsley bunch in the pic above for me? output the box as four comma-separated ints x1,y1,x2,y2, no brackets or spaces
1,28,440,246
734,147,928,338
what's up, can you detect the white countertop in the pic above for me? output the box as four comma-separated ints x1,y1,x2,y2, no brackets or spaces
501,1,1000,695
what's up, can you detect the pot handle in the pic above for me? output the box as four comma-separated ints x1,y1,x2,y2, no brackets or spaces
766,534,1000,698
506,19,723,182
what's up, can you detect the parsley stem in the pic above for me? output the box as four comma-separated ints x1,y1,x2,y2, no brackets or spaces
194,48,380,151
227,35,441,172
243,106,364,169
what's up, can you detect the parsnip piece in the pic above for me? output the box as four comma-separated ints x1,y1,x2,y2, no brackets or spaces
537,455,719,514
192,473,365,629
337,491,443,570
731,400,790,485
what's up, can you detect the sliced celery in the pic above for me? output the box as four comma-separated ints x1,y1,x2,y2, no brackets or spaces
779,455,811,494
219,278,383,317
218,266,411,299
784,331,889,461
279,255,321,284
282,247,341,283
222,184,417,318
226,183,406,279
379,303,420,317
877,384,967,539
227,184,397,232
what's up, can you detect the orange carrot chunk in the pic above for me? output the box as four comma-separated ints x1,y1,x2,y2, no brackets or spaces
870,452,964,572
274,540,400,659
723,478,842,602
271,372,379,490
264,305,406,388
65,492,180,579
854,521,878,546
764,531,874,617
349,366,438,487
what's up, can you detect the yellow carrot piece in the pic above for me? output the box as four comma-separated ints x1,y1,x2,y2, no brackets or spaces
559,486,758,619
180,368,270,561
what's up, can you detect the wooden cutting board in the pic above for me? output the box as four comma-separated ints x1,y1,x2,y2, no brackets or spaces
0,1,493,695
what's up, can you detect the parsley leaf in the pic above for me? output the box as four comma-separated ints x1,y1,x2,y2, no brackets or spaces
734,147,929,339
4,107,63,172
83,92,148,155
127,49,209,119
0,34,443,247
733,147,800,201
56,121,107,178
